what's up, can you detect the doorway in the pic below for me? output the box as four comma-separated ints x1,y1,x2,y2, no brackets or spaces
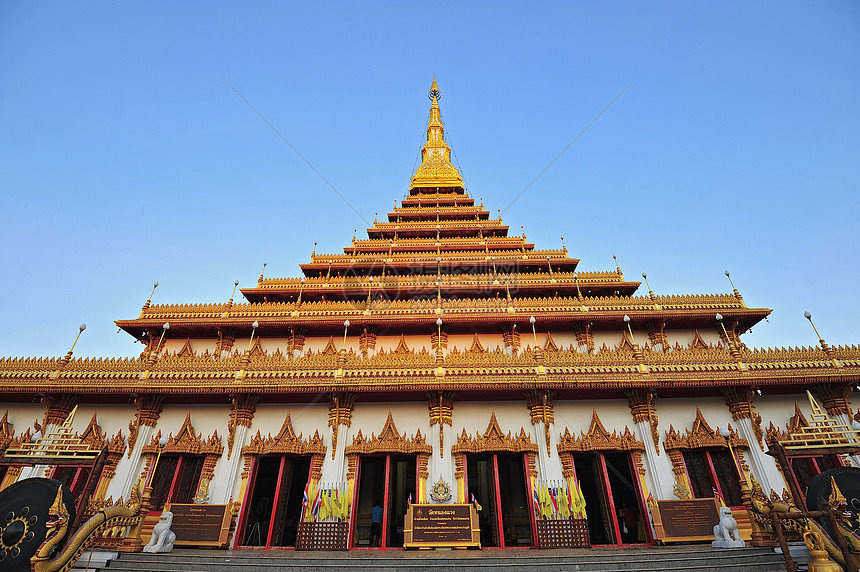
241,455,311,547
352,454,416,548
571,451,649,545
466,453,534,548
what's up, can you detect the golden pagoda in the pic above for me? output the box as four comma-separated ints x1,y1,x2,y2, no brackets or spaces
1,80,859,553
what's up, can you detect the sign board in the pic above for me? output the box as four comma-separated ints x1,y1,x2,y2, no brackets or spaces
651,498,719,543
403,503,481,548
166,503,232,547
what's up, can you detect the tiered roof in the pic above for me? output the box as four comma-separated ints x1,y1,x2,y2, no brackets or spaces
3,80,856,399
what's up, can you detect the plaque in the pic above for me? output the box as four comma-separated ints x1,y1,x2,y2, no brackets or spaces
651,498,719,543
166,503,232,547
403,503,481,548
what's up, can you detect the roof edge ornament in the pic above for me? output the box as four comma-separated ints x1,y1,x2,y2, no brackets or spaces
409,78,464,192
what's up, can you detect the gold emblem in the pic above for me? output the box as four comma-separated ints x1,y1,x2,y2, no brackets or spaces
429,475,452,502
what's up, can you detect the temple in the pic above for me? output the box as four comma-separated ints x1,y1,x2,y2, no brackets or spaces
2,79,860,553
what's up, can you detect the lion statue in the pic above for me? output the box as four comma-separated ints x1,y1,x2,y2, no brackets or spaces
143,511,177,553
712,506,745,548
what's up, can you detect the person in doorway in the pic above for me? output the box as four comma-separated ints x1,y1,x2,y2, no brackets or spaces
618,501,639,543
370,499,383,547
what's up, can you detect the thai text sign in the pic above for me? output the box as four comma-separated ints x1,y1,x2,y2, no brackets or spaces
651,498,719,543
403,503,480,548
167,503,232,547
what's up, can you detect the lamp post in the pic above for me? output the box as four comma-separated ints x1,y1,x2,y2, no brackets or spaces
529,316,538,348
342,320,350,351
623,315,637,346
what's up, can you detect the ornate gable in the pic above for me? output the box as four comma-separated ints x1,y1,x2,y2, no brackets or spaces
144,412,223,456
690,330,709,350
393,335,411,355
241,412,326,457
321,336,338,356
544,333,559,352
664,407,747,451
557,409,644,453
78,412,126,456
177,338,194,358
452,412,538,454
345,411,431,455
468,334,486,353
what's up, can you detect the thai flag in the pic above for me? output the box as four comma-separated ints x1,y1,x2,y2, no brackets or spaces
407,493,412,505
533,484,540,512
713,487,725,505
550,487,559,513
302,482,310,508
312,488,321,519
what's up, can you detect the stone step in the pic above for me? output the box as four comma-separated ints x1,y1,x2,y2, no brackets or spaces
102,546,787,572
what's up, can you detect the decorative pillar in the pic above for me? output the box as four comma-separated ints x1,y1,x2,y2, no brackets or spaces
722,386,781,494
288,327,307,360
625,389,672,499
427,391,454,504
358,327,377,358
502,326,521,356
572,321,594,354
454,453,466,503
323,393,356,484
216,327,238,358
646,320,668,352
108,394,163,502
216,394,261,504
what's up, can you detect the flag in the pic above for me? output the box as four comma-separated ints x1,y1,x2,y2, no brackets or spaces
407,492,412,505
312,487,321,520
333,487,341,520
532,483,540,514
302,482,310,508
559,486,570,519
713,487,725,507
567,482,575,516
577,480,587,519
542,484,553,518
550,485,560,515
471,493,482,512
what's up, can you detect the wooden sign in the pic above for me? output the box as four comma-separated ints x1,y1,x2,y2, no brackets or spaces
651,498,719,543
166,503,232,547
403,503,481,548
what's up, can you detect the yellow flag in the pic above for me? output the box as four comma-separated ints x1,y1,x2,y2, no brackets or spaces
559,486,570,518
578,481,588,519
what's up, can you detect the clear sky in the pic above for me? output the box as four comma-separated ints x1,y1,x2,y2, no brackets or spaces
1,1,858,359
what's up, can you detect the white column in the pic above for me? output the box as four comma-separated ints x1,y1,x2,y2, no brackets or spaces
210,425,252,504
320,424,349,484
531,422,563,482
428,425,455,503
634,420,674,499
734,417,781,494
108,424,155,501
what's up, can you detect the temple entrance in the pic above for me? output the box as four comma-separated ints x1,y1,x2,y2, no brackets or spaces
352,454,416,548
241,455,311,547
50,465,92,505
466,453,534,548
572,451,648,545
149,454,205,511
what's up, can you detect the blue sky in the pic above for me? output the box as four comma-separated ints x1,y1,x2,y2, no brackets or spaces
1,1,858,359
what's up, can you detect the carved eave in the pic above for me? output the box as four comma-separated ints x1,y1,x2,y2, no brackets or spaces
0,411,14,452
664,407,748,451
79,412,126,456
241,413,326,457
557,410,644,453
452,412,538,454
345,411,431,455
143,413,223,456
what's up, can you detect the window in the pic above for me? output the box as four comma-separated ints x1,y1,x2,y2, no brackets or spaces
682,449,742,506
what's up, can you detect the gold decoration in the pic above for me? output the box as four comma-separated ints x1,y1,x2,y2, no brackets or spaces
328,392,357,460
227,394,261,460
814,383,852,417
557,409,645,454
524,389,554,456
778,391,860,451
345,411,431,455
427,391,454,458
409,79,463,191
663,407,749,452
127,394,164,458
452,412,537,455
625,389,660,454
722,386,764,450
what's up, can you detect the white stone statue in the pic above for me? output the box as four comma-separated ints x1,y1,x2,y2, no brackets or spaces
712,506,745,548
143,511,177,553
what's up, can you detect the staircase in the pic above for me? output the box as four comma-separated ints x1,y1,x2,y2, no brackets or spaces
100,545,787,572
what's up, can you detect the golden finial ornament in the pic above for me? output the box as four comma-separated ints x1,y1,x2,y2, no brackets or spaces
410,78,464,191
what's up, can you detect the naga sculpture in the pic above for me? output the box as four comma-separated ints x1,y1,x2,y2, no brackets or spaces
747,474,860,569
30,482,143,572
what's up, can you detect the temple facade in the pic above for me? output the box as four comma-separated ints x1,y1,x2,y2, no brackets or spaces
2,79,859,551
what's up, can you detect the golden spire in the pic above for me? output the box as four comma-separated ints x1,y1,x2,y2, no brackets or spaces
409,78,464,191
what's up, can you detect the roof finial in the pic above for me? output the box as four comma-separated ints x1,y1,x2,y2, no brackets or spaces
410,78,463,191
429,77,441,101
